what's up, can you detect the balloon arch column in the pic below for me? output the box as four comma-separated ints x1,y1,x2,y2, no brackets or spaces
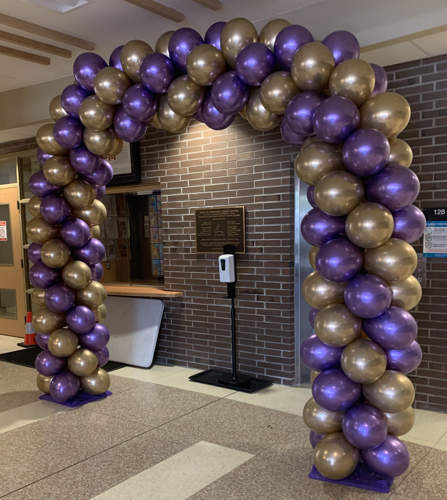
29,17,424,490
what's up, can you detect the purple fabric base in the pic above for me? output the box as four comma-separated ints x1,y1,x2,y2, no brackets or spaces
39,390,112,408
309,463,394,493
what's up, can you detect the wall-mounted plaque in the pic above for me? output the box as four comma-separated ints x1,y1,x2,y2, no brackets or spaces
195,206,245,254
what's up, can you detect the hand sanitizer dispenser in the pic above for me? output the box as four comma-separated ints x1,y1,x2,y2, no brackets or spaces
219,254,235,283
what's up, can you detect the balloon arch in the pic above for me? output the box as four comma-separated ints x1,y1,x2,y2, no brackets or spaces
28,18,424,486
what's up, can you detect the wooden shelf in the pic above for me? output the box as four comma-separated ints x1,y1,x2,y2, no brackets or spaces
105,183,161,195
104,283,182,298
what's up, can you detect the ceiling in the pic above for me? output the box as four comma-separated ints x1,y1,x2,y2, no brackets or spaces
0,0,446,93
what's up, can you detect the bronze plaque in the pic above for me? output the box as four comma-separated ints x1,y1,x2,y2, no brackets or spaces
195,206,245,254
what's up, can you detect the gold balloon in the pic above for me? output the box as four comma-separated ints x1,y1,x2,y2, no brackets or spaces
309,246,318,270
79,95,114,131
220,17,258,68
48,328,79,357
42,156,76,186
68,348,98,377
155,30,174,57
259,19,290,51
239,105,248,121
26,216,58,244
363,370,415,413
314,433,359,480
364,238,417,282
77,280,107,308
49,95,68,121
150,112,164,130
37,373,52,394
83,128,115,156
41,239,71,268
303,397,343,433
246,88,281,131
36,123,67,155
329,59,375,106
385,406,415,436
94,67,131,105
302,136,321,149
310,370,320,384
93,303,107,322
158,95,190,134
120,40,153,82
62,260,92,290
32,308,65,334
74,199,107,226
389,137,413,167
346,202,394,249
314,171,364,216
361,92,411,137
314,304,361,347
291,42,335,91
167,75,205,117
302,271,345,309
64,179,96,209
28,196,42,217
31,288,46,307
259,71,298,114
108,135,123,157
294,141,343,185
187,44,226,86
341,338,387,384
81,367,110,395
91,225,101,238
391,275,422,311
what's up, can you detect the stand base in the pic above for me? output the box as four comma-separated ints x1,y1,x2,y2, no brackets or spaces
39,390,112,408
189,369,272,393
309,463,393,493
17,342,36,348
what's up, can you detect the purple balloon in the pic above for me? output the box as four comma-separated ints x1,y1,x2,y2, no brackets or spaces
285,91,324,136
280,118,306,146
310,431,326,448
313,96,360,144
61,84,90,117
113,106,147,142
274,25,314,70
386,340,422,374
45,283,75,313
363,306,417,350
82,159,113,186
123,84,157,122
36,333,50,350
205,21,226,50
50,371,80,403
141,53,175,94
73,238,105,265
35,350,66,376
342,129,390,177
73,52,107,91
307,185,317,208
300,334,343,371
28,243,42,264
53,116,83,149
60,218,91,248
95,346,109,367
29,171,59,197
40,195,71,225
312,368,361,412
109,45,124,70
344,274,392,319
309,308,319,327
301,208,345,247
392,205,426,243
362,436,409,477
211,71,248,114
37,149,52,166
69,146,99,175
91,262,104,280
67,305,96,334
316,237,363,282
95,185,106,200
168,27,203,71
30,261,60,289
371,63,388,95
235,43,276,86
323,31,360,64
201,95,235,130
80,323,110,351
367,164,420,211
342,404,387,450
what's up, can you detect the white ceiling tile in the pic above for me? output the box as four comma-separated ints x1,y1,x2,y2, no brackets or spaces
361,41,427,67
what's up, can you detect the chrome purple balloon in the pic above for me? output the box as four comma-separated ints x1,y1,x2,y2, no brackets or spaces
316,237,363,282
205,21,226,50
312,368,361,412
285,91,324,136
45,283,75,313
362,436,410,477
313,96,360,144
300,334,343,371
73,52,107,91
28,243,42,264
168,27,203,71
386,340,422,374
307,185,317,208
235,43,275,86
280,119,306,146
123,84,157,122
50,371,80,403
392,205,426,243
95,346,109,367
344,274,392,319
95,185,106,200
82,159,113,186
310,431,326,448
109,45,124,71
35,350,66,376
30,261,60,289
201,95,235,130
66,305,96,334
40,195,71,225
69,146,99,175
29,171,59,197
61,83,90,117
113,106,147,142
371,63,388,95
73,237,105,265
37,149,52,166
322,30,360,64
60,218,91,248
309,308,319,327
140,53,175,94
211,71,248,114
53,116,83,149
301,208,345,247
342,404,387,450
80,323,110,351
274,25,314,69
91,262,104,280
36,333,50,350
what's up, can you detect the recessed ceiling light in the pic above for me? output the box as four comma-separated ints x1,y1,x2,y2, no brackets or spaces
25,0,89,14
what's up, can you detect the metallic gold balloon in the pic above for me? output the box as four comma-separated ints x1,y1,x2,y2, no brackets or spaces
150,112,164,130
294,142,343,185
389,137,413,167
42,156,76,186
41,239,71,268
246,88,281,131
93,303,107,322
259,19,290,51
31,288,46,307
68,348,98,377
167,75,205,117
302,271,345,309
62,260,92,290
64,179,96,209
363,370,415,413
314,433,359,480
155,30,174,57
49,95,68,121
361,92,411,137
291,42,335,91
48,328,79,357
77,280,107,308
345,202,394,249
260,71,298,114
120,40,153,82
314,171,364,216
364,238,417,283
94,67,131,105
83,128,115,156
79,95,115,131
309,246,318,270
108,135,123,157
187,44,226,86
315,304,361,347
37,373,52,394
310,370,320,384
158,95,190,134
81,367,110,394
391,275,422,311
26,216,58,244
36,123,67,155
341,338,387,384
74,199,107,226
302,136,321,149
303,397,343,433
220,17,258,68
28,196,42,217
32,308,65,334
91,225,101,238
329,59,375,106
385,406,415,436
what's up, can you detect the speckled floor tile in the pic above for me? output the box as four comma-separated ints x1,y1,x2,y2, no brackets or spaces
0,335,23,355
0,362,36,394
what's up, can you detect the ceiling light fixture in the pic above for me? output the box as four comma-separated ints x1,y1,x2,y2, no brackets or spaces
25,0,89,14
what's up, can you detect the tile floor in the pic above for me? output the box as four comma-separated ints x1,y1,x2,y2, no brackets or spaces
1,334,447,499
